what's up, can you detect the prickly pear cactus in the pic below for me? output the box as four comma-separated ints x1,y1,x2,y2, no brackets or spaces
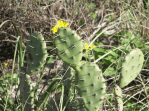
26,32,48,75
114,85,123,111
19,67,33,111
54,28,83,69
119,48,144,88
75,62,106,111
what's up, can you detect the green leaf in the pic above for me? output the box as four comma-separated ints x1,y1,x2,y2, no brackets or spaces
86,3,96,11
104,55,115,63
94,48,105,60
107,13,114,22
79,19,85,26
47,57,55,63
94,42,104,46
110,51,119,58
90,3,96,8
88,12,96,19
104,67,115,76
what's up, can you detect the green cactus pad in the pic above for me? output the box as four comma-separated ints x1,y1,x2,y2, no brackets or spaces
19,67,33,110
54,28,83,68
114,85,123,111
75,62,106,111
120,49,144,88
26,32,48,75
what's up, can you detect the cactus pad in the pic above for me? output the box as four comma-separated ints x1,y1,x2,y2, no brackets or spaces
114,85,123,111
75,62,106,111
26,32,48,75
19,67,33,110
120,49,144,88
54,28,83,68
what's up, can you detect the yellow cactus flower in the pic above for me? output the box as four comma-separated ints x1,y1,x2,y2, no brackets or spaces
58,20,64,27
83,44,89,50
55,24,59,29
51,27,58,34
83,44,96,50
5,63,8,66
51,20,69,34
